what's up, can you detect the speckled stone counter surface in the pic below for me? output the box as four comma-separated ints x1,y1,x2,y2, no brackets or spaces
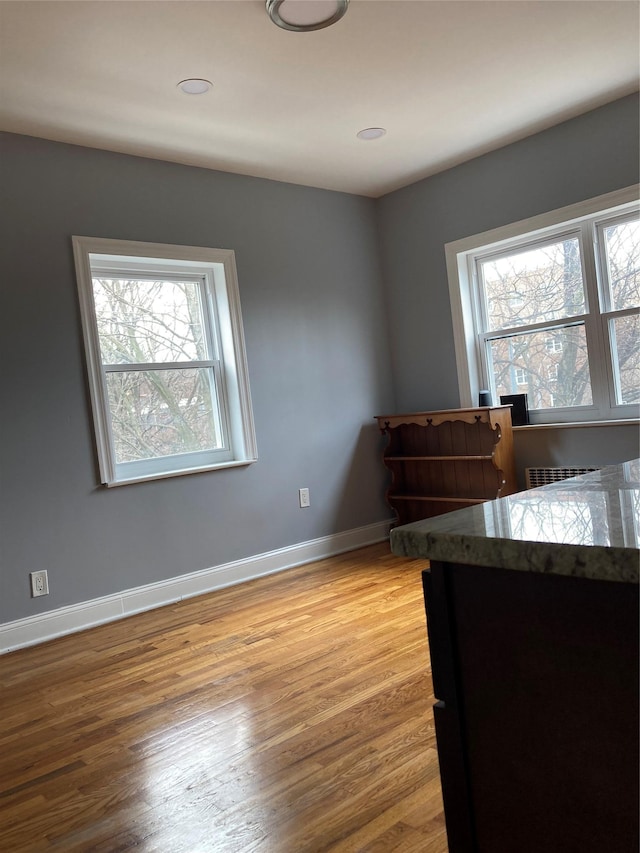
391,459,639,583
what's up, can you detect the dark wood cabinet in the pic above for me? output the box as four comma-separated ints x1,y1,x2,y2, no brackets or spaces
423,560,640,853
375,407,517,526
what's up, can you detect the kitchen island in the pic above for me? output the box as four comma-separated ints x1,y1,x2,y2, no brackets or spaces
391,460,639,853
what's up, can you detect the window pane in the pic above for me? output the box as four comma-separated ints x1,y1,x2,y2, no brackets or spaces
93,278,208,364
105,368,222,463
611,314,640,404
488,325,592,409
602,220,640,311
480,238,585,332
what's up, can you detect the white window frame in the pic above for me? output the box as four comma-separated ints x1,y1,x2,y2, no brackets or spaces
73,237,257,486
445,185,640,425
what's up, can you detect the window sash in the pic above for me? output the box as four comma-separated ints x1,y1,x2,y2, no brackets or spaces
91,270,220,366
483,321,593,412
475,229,588,334
595,212,640,314
103,363,229,459
90,268,231,470
605,308,640,406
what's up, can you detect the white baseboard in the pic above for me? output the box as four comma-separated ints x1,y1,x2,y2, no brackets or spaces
0,520,392,654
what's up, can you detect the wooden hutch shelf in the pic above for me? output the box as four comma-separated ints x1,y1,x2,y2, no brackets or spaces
375,406,518,527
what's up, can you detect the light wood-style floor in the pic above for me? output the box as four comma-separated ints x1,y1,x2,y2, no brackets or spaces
0,543,446,853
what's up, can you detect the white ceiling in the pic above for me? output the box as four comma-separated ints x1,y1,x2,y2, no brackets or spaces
0,0,638,197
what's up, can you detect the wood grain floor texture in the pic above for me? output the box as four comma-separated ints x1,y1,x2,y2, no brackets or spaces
0,543,446,853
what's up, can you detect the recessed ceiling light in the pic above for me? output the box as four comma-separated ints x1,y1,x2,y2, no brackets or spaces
266,0,349,32
177,78,212,95
357,127,386,141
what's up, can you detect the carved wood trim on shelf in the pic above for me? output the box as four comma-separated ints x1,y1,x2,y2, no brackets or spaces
374,406,517,527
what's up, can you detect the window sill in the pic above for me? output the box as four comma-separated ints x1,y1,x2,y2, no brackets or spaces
512,419,640,431
105,458,257,487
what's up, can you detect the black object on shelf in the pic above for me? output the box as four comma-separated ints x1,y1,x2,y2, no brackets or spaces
500,393,529,426
478,389,492,407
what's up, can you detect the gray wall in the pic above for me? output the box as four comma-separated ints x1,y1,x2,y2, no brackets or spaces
512,424,639,490
0,133,395,622
376,94,640,480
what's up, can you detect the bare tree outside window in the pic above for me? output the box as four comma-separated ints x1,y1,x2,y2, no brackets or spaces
601,220,640,403
482,238,585,332
603,221,640,311
93,278,224,464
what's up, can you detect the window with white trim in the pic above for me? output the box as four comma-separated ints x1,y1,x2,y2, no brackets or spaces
446,187,640,424
73,237,257,485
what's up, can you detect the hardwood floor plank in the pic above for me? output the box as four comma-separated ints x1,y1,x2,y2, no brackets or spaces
0,543,445,852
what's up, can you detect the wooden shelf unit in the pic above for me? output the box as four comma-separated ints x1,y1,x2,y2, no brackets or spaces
375,406,517,526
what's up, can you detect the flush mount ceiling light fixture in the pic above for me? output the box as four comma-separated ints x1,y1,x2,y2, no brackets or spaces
177,78,212,95
357,127,386,141
266,0,349,32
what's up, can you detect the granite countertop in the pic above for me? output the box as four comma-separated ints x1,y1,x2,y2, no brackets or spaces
390,459,640,584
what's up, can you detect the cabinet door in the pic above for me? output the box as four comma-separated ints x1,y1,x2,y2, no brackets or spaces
422,569,475,852
426,561,640,853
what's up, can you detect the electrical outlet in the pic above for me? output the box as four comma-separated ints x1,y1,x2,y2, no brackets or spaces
30,570,49,597
299,487,310,508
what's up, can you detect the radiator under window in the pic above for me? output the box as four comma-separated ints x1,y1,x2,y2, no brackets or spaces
525,467,600,489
